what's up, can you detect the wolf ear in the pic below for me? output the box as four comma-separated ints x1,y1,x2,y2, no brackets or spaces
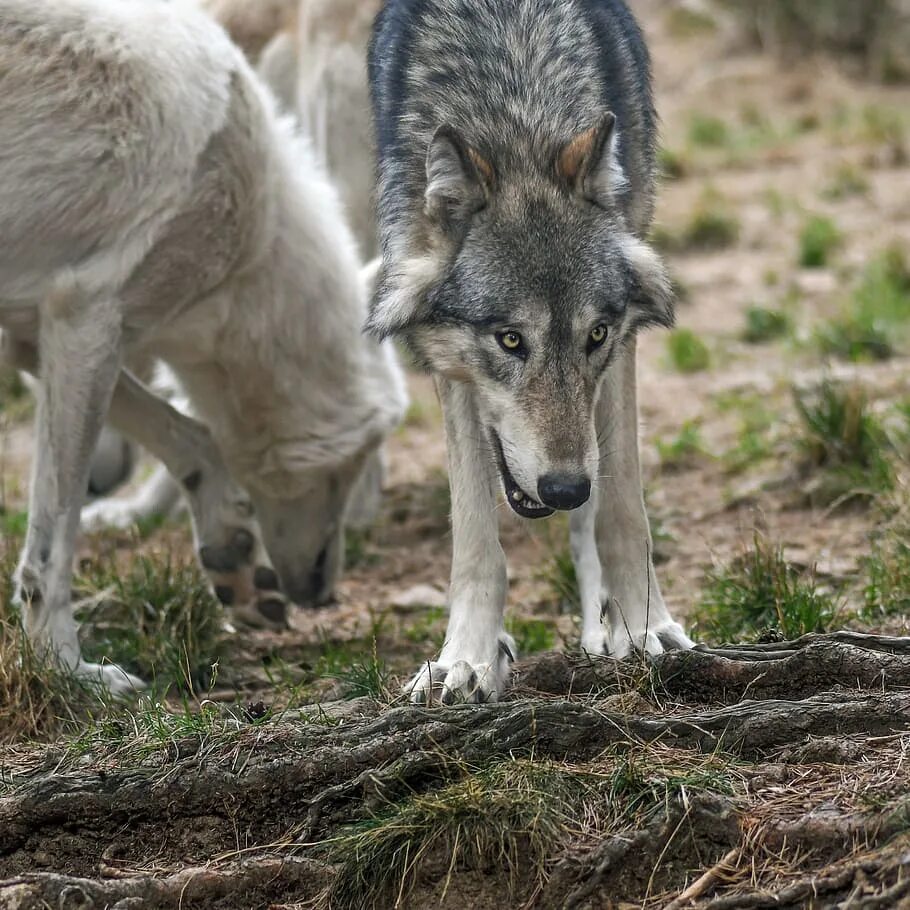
622,235,676,330
558,113,628,206
425,125,493,230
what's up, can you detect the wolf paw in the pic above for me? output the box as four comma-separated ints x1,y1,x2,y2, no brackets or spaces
581,627,608,655
609,618,694,660
81,496,145,531
406,635,516,705
76,660,146,697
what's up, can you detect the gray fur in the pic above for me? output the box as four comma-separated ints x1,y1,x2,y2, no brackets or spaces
370,0,693,702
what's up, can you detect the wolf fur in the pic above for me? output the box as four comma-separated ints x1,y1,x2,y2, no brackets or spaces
369,0,694,703
82,0,385,529
232,0,382,258
0,0,405,692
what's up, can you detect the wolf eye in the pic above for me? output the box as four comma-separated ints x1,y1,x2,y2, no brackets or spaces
588,324,608,351
496,331,525,355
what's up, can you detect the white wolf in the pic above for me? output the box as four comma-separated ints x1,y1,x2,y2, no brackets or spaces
0,0,405,692
82,0,387,533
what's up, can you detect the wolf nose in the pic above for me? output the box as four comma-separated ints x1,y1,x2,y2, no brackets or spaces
537,474,591,510
276,545,332,607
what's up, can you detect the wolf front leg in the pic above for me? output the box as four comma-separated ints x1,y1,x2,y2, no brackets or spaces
406,378,514,704
103,370,286,629
594,340,693,658
569,491,607,654
13,291,143,695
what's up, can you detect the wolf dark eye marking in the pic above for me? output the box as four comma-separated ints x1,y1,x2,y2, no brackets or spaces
587,324,608,353
496,331,526,358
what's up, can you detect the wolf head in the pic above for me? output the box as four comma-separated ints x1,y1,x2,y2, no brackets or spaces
370,115,674,518
247,333,407,606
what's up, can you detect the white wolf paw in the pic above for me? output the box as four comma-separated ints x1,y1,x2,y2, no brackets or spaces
76,660,146,697
581,627,608,655
81,497,144,532
406,635,516,705
609,618,694,660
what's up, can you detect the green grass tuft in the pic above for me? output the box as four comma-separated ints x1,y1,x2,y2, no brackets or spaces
815,246,910,361
666,329,711,373
656,421,707,471
793,381,895,504
689,114,730,148
332,639,391,700
506,617,556,655
665,6,717,37
0,551,104,744
822,162,870,200
539,547,580,612
75,552,223,693
0,509,28,540
742,306,792,344
326,747,736,910
327,759,595,909
693,535,842,643
683,203,741,251
862,527,910,619
798,215,841,268
345,527,380,570
715,392,776,472
658,146,689,180
0,365,34,422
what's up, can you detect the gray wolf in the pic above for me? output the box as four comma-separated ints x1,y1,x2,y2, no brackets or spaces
82,0,387,532
0,0,405,692
369,0,694,703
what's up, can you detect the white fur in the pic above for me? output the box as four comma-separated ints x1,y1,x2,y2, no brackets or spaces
85,0,391,530
407,341,693,705
406,379,515,704
0,0,405,692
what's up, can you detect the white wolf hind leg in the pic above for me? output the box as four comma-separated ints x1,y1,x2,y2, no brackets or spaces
14,292,142,696
595,342,693,658
406,379,514,704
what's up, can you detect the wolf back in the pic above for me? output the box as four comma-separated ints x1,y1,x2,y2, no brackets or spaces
369,0,660,264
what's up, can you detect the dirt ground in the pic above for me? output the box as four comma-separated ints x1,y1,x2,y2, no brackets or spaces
1,2,910,908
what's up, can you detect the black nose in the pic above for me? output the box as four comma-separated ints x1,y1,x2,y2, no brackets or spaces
278,545,331,607
537,474,591,510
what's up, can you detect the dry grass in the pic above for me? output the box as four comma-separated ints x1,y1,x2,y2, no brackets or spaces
0,550,106,745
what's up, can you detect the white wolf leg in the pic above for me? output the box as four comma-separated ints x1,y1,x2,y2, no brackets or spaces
104,370,286,628
13,292,142,695
406,378,513,704
81,463,181,531
595,341,693,658
569,490,608,654
19,370,136,498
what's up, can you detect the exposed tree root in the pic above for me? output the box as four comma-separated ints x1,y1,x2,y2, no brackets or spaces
515,632,910,702
2,634,910,908
0,858,330,910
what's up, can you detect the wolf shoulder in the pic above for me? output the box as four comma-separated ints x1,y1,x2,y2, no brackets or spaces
0,0,271,298
369,0,657,193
